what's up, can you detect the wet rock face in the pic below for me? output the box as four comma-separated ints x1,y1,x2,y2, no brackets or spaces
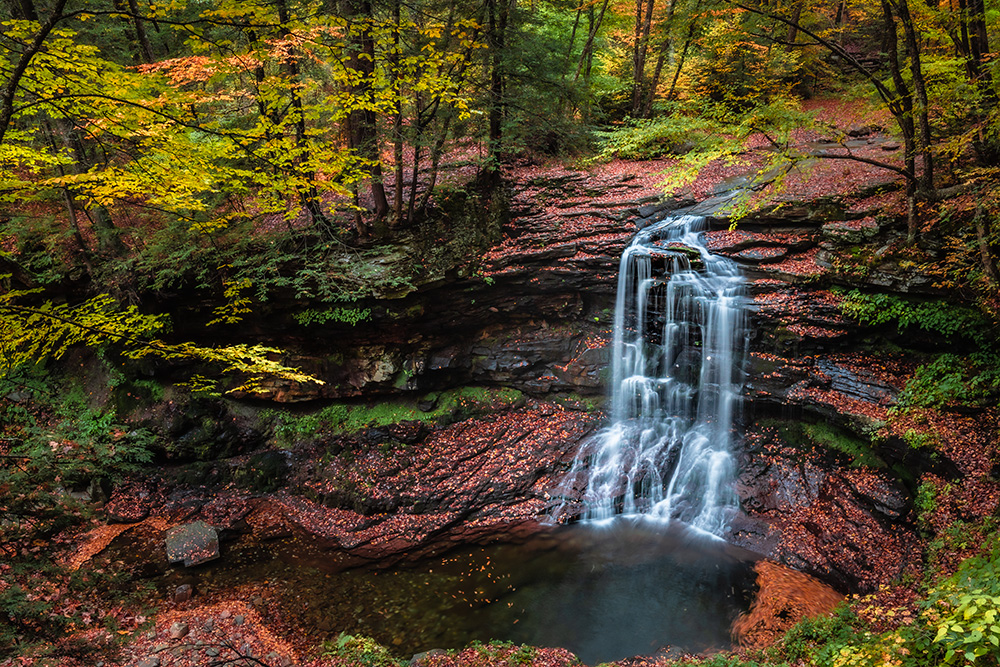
227,172,693,402
699,192,936,591
730,421,920,593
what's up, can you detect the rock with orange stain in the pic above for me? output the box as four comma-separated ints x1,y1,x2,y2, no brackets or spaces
732,560,844,649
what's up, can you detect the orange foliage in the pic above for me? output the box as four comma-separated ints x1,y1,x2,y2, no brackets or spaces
732,560,843,649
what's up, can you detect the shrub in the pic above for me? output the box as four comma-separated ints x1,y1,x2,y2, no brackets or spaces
838,290,987,341
839,290,1000,410
775,537,1000,667
592,111,720,161
323,633,403,667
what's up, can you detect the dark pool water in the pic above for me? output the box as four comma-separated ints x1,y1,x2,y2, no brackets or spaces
137,521,758,665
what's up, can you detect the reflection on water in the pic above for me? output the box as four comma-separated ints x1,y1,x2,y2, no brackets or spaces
135,521,757,665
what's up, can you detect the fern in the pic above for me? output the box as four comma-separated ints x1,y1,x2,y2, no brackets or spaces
839,289,988,342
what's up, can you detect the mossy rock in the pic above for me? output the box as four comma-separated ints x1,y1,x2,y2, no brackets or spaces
234,451,290,493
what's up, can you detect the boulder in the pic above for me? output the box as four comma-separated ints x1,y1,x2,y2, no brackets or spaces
172,584,193,603
168,621,189,639
165,521,220,567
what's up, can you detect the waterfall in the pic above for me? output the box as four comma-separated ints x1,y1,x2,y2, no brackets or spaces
552,214,746,536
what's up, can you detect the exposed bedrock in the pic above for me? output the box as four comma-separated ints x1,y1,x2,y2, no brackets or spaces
138,171,983,595
110,398,600,569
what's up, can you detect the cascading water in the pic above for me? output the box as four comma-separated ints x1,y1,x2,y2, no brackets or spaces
552,213,746,536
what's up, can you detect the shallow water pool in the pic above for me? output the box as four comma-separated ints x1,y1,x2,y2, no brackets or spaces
141,520,757,665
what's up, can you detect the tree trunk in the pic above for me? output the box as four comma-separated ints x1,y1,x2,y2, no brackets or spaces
391,0,404,226
407,91,424,224
786,1,803,43
564,5,583,70
246,29,271,127
976,205,998,284
276,0,336,231
665,24,695,101
642,46,668,117
641,0,685,116
486,0,516,163
126,0,156,63
631,0,657,115
342,0,390,223
418,115,454,214
42,122,95,270
112,0,138,62
880,0,921,242
967,0,995,106
573,0,609,82
8,0,37,19
895,0,934,193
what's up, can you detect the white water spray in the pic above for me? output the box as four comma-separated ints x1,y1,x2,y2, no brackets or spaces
552,214,746,536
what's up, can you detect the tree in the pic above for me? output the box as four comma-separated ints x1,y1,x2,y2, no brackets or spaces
727,0,941,242
0,289,321,394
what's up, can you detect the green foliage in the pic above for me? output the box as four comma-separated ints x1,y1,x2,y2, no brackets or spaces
688,654,789,667
929,589,1000,665
293,307,373,327
207,277,254,326
2,217,71,284
0,288,321,397
2,403,156,521
926,519,998,576
464,640,538,665
839,290,988,342
648,98,813,219
769,537,1000,667
840,290,1000,410
802,422,885,468
688,16,801,111
550,392,604,413
915,480,940,519
268,386,524,446
0,577,68,651
895,353,1000,410
322,633,403,667
756,418,882,467
591,111,720,161
901,427,937,449
0,366,160,553
119,221,420,308
778,605,867,666
0,555,154,660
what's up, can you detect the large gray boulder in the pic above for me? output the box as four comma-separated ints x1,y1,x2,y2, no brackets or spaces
165,521,219,566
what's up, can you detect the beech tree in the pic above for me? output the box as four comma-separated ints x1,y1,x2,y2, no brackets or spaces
1,0,486,240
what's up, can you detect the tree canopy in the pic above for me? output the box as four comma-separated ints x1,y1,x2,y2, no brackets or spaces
2,0,1000,384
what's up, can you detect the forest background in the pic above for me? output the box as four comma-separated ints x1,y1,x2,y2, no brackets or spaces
4,0,1000,665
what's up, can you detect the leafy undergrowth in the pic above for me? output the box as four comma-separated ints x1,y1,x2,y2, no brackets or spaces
762,528,1000,667
0,555,156,665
